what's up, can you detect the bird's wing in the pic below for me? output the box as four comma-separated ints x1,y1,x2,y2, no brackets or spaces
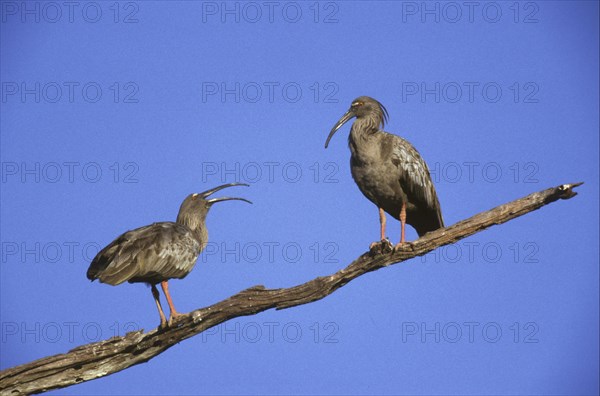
388,133,442,214
133,223,202,282
87,222,201,285
87,223,155,284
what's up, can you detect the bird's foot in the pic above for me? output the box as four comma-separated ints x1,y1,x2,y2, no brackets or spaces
369,238,393,254
158,318,168,331
393,241,414,252
157,313,184,330
168,312,184,327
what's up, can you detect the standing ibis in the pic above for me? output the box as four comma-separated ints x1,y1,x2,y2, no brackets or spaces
325,96,443,249
87,183,251,328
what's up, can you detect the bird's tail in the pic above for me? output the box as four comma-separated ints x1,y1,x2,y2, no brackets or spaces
415,209,444,237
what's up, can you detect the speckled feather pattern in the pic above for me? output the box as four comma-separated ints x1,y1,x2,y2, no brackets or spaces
87,222,203,285
346,98,444,236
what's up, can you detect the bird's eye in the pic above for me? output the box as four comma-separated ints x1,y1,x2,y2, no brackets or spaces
352,101,363,107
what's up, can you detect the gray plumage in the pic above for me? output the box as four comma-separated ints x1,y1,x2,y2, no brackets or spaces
87,222,202,285
325,96,443,244
87,182,251,327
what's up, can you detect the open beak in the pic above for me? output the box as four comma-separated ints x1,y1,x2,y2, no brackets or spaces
200,182,249,199
207,197,252,205
324,109,355,148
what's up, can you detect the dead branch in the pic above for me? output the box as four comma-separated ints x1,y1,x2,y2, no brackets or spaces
0,182,583,395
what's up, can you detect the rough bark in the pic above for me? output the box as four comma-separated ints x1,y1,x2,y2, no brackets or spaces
0,182,583,395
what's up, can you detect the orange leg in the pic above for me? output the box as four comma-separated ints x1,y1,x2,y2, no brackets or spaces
394,202,408,251
151,284,167,329
399,202,407,244
161,281,182,324
379,207,387,241
370,207,391,251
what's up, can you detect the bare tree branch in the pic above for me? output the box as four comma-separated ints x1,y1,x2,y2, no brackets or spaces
0,182,583,395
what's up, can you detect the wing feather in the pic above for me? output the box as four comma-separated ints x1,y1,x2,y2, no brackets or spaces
87,222,202,285
388,133,444,229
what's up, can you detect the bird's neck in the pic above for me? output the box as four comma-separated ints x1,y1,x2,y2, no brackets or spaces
348,119,381,157
176,214,208,244
349,118,380,142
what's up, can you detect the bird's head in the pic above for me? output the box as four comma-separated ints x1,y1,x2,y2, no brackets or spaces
325,96,389,148
177,182,252,226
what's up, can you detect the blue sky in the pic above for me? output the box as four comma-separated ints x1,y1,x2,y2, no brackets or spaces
1,1,598,394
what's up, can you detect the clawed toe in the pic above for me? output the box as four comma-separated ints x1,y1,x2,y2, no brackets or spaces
393,241,413,252
157,312,184,329
168,312,184,327
369,239,393,254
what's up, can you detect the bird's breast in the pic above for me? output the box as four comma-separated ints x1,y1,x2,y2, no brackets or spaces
350,153,406,207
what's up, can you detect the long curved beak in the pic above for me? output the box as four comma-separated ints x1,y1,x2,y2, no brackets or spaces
324,109,355,148
207,197,252,205
200,182,249,198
